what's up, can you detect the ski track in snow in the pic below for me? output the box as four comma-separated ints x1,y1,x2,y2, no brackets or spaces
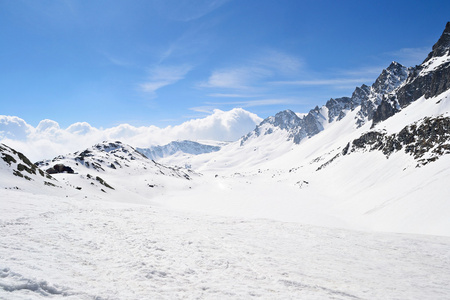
1,192,450,299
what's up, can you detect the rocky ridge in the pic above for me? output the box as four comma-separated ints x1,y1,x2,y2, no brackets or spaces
240,61,410,146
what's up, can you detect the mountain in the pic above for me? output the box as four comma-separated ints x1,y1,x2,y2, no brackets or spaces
35,141,196,200
137,140,222,161
2,22,450,234
240,62,411,148
239,23,450,159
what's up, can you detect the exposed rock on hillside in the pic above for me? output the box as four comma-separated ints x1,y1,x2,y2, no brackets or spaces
345,116,450,166
0,143,56,186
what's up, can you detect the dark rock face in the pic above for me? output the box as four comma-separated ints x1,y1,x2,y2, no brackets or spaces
357,62,409,127
372,97,399,126
268,110,302,131
326,97,352,122
1,143,54,182
372,62,409,95
301,106,325,137
47,164,75,174
347,116,450,166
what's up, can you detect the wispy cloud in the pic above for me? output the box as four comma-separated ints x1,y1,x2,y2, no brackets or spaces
208,93,259,98
139,64,192,94
386,47,430,66
200,67,270,90
252,49,303,75
271,78,374,86
208,98,298,107
337,66,385,77
156,0,231,22
100,51,133,67
190,98,299,113
200,49,303,91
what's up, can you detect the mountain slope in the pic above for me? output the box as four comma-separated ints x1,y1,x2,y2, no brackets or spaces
0,143,59,190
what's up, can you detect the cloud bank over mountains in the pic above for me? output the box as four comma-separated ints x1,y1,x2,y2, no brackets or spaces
0,108,262,161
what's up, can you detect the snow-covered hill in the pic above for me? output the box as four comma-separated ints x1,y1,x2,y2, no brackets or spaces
35,141,196,203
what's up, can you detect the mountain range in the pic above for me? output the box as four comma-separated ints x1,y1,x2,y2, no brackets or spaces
1,22,450,234
2,21,450,300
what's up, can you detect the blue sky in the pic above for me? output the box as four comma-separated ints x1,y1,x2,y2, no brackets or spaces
1,0,449,128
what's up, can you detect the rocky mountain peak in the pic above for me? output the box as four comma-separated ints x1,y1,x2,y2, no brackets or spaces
373,23,450,126
263,109,301,130
372,61,408,95
423,21,450,63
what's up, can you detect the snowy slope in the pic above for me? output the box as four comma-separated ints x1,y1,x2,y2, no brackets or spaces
1,190,450,300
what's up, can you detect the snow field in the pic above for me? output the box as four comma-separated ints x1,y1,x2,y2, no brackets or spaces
1,191,450,299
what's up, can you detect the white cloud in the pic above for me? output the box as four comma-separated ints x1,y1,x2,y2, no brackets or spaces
66,122,97,135
36,119,60,133
0,116,34,140
0,109,262,161
140,64,192,94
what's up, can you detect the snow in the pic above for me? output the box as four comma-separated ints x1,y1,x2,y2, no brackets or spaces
1,191,450,299
419,52,450,76
2,81,450,298
374,89,450,133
